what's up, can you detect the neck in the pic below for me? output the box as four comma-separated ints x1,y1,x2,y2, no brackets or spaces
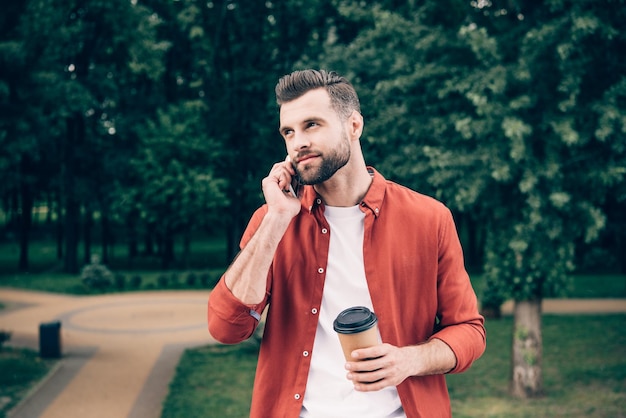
314,158,372,207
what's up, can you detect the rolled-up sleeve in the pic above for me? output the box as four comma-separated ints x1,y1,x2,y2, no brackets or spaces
431,207,486,373
207,277,266,344
432,321,485,374
207,207,270,344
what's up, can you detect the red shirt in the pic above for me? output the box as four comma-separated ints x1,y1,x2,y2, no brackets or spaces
208,168,486,418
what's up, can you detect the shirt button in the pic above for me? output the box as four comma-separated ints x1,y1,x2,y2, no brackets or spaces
317,267,324,274
303,351,309,357
311,308,318,314
294,393,301,400
316,198,322,204
321,228,328,234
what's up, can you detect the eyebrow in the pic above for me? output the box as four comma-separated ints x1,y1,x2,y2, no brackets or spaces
278,125,292,136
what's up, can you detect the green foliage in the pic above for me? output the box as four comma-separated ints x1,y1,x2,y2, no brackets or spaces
1,0,624,295
2,0,622,273
312,0,626,303
157,274,169,288
130,275,142,289
80,254,114,290
0,330,11,348
185,272,197,287
128,100,228,239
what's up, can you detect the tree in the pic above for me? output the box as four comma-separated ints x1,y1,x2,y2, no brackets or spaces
314,0,625,399
158,0,340,260
2,0,172,273
130,101,228,269
465,0,626,397
0,0,65,271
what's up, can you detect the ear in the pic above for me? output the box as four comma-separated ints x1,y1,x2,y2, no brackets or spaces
347,110,364,140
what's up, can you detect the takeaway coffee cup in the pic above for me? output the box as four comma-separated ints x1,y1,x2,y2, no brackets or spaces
333,306,379,362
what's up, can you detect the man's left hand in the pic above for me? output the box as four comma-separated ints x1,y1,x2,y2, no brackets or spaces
345,340,456,392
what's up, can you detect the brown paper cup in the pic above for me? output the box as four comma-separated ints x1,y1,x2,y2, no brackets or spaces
333,306,379,362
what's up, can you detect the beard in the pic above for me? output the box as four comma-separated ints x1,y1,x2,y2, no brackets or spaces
296,131,351,185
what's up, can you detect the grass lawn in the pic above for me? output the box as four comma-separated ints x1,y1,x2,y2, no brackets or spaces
468,274,626,300
448,314,626,417
163,314,626,418
161,342,260,418
0,347,58,418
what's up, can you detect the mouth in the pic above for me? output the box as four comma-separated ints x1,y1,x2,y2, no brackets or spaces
296,153,319,165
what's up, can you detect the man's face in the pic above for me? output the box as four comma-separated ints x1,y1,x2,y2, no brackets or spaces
279,88,351,185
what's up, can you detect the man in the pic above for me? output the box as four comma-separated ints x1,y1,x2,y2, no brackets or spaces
208,69,486,418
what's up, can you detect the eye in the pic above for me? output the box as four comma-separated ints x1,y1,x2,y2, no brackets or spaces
306,121,319,129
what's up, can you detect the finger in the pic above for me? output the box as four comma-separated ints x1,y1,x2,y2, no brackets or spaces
351,344,388,361
353,378,389,392
268,164,291,189
348,367,386,383
345,357,383,373
348,370,390,392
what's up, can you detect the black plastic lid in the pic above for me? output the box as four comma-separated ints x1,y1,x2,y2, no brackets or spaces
333,306,378,334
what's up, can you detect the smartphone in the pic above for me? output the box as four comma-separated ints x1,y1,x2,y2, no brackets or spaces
286,156,301,198
289,175,302,198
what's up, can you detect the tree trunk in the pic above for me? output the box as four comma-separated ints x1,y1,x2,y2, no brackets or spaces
18,172,33,272
127,209,138,261
56,195,63,260
226,184,243,262
46,192,53,225
183,229,191,269
160,228,175,270
83,206,93,265
63,113,82,274
511,299,543,398
617,231,626,274
144,223,155,255
101,211,110,265
64,198,80,273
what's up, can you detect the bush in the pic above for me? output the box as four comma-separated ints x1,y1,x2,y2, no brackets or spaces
80,254,114,291
157,274,169,288
114,274,126,290
186,272,197,287
170,273,180,288
199,272,211,287
130,275,142,289
0,330,11,348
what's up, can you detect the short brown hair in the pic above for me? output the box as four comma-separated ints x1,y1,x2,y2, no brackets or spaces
275,69,361,120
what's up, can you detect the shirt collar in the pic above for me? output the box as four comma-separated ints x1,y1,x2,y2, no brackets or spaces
300,166,386,218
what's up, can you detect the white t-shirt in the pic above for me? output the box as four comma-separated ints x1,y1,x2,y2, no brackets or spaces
300,205,405,418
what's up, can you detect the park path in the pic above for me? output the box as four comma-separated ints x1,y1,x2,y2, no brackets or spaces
0,287,625,418
0,288,215,418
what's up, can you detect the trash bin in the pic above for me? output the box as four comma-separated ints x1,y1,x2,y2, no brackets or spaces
39,321,62,359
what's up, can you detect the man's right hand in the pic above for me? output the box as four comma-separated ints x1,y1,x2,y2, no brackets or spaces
262,157,302,219
224,157,301,304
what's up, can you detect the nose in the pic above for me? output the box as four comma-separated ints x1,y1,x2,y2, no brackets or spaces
290,130,310,152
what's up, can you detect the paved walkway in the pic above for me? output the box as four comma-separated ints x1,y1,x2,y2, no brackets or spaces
0,288,216,418
0,288,625,418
